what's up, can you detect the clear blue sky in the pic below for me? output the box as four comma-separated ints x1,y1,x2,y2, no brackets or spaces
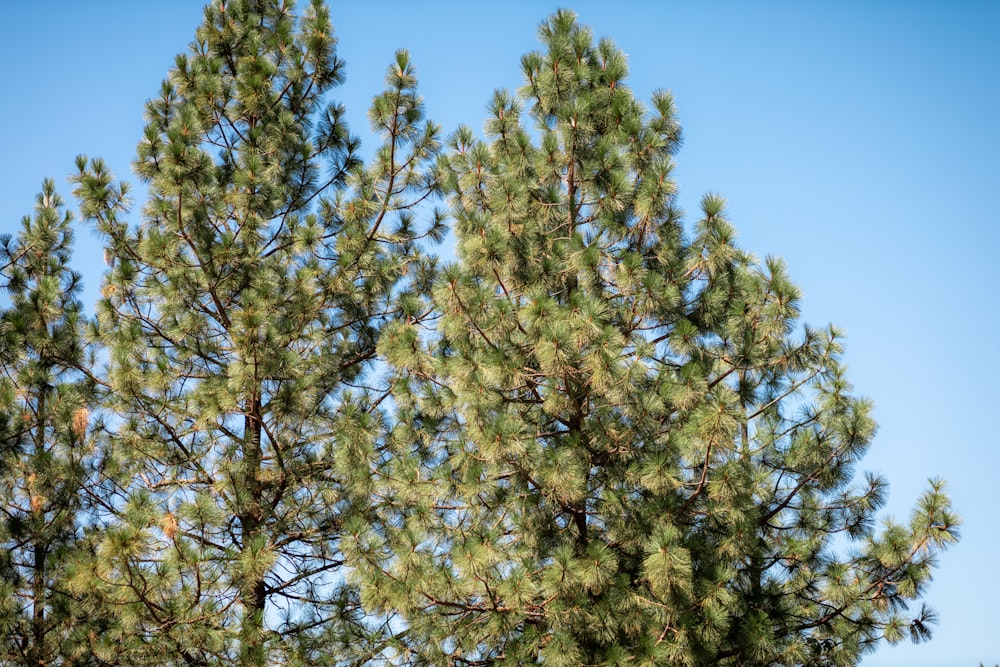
2,2,997,665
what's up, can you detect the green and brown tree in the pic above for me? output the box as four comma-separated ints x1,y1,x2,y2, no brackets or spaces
71,0,440,664
0,180,101,666
360,11,959,667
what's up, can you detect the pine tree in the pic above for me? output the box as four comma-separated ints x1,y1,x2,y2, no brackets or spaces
0,180,100,666
71,1,440,664
361,11,959,667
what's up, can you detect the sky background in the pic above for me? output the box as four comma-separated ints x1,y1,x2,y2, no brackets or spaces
2,2,998,665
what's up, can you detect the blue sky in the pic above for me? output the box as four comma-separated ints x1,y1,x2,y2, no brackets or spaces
2,2,998,665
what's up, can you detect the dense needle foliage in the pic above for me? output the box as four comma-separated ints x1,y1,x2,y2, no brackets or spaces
0,181,100,665
0,3,957,666
360,11,959,667
70,0,439,664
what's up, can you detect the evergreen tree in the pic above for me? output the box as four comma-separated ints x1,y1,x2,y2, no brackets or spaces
361,11,959,667
0,180,100,665
71,1,440,664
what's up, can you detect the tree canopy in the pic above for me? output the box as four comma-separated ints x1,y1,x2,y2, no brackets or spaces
0,181,100,665
357,11,958,666
0,2,958,666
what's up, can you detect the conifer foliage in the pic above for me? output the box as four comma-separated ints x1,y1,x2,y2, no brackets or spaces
363,11,959,667
0,3,958,667
0,181,98,665
71,0,439,664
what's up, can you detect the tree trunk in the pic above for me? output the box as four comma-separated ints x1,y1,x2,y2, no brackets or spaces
29,395,47,667
28,542,47,667
239,395,266,667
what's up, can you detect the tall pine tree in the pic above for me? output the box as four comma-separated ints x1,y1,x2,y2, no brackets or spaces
0,180,100,666
362,11,959,667
71,1,440,664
